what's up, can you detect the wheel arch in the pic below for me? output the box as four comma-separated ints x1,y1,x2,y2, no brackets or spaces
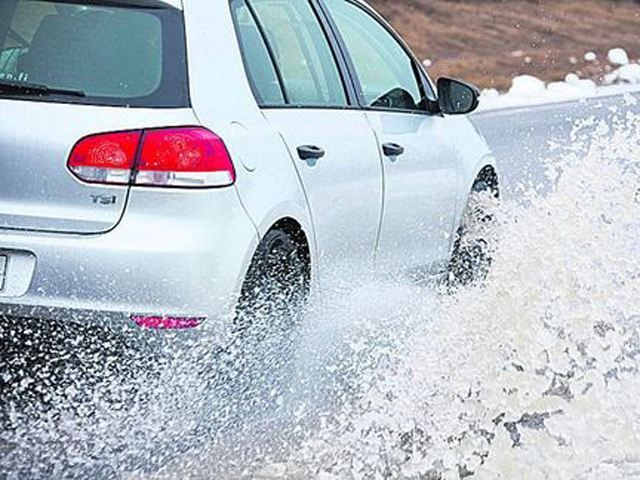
449,157,500,256
246,216,314,285
475,164,500,197
268,217,312,269
230,215,314,328
445,160,500,285
463,156,500,204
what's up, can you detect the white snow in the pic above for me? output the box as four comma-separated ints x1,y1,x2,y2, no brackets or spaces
605,63,640,85
478,73,639,111
507,74,546,97
584,51,597,62
608,47,630,66
481,88,500,103
479,74,600,110
623,92,638,106
564,73,580,84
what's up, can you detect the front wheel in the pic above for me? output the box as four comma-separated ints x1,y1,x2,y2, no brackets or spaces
448,179,499,287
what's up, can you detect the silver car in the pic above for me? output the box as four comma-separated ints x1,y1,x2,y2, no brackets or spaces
0,0,498,346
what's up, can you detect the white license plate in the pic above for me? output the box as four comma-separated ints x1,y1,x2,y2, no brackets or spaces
0,255,6,291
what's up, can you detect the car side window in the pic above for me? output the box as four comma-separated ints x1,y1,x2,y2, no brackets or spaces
324,0,425,112
247,0,347,108
231,0,286,106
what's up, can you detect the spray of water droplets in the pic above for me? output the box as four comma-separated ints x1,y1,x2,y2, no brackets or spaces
233,112,640,479
2,112,640,480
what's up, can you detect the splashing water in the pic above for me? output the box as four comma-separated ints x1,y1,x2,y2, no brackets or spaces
2,112,640,479
235,112,640,479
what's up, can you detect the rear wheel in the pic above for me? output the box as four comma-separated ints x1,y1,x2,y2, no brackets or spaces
234,228,310,337
220,228,310,415
448,179,499,287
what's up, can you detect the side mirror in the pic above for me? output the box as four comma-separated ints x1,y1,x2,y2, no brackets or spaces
437,77,480,115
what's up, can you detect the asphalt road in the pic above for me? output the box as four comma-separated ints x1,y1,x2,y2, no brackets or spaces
472,91,640,199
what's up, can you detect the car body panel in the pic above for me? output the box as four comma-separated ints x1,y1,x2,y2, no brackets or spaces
0,100,197,234
369,111,460,276
0,185,258,342
182,0,317,279
0,0,497,346
262,109,384,277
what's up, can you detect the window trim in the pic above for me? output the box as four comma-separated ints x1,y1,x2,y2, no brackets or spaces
237,0,289,105
229,0,439,115
309,0,359,106
230,0,357,109
316,0,440,116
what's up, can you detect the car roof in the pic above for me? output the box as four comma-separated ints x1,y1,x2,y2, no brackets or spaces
160,0,182,8
117,0,182,9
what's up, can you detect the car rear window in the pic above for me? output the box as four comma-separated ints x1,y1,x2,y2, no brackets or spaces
0,0,189,107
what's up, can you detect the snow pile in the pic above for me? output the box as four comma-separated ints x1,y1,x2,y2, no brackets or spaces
603,47,640,85
605,63,640,85
584,51,597,62
479,74,598,110
508,74,545,97
608,47,630,66
479,47,640,111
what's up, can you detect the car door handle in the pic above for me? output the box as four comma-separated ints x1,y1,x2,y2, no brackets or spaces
382,142,405,157
297,145,325,161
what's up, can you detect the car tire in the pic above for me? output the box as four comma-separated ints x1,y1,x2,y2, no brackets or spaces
212,229,310,416
234,228,310,340
448,179,499,287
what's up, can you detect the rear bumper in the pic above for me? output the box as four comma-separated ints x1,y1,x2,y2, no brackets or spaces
0,186,259,345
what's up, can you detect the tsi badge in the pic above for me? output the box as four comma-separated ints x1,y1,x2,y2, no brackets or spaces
0,254,7,291
91,194,117,206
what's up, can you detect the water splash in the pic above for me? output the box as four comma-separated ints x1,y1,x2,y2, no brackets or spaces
239,112,640,479
3,112,640,479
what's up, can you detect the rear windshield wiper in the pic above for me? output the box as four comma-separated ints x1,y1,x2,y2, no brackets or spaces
0,80,86,98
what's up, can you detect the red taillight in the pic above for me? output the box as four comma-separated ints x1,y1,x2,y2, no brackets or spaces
136,128,235,188
68,127,236,188
68,131,141,185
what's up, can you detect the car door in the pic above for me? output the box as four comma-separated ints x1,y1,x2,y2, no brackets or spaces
323,0,461,277
232,0,384,277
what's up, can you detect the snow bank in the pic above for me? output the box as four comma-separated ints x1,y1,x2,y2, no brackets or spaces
608,47,630,66
478,74,600,110
478,77,639,111
604,63,640,85
508,74,546,97
478,47,640,111
602,47,640,85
